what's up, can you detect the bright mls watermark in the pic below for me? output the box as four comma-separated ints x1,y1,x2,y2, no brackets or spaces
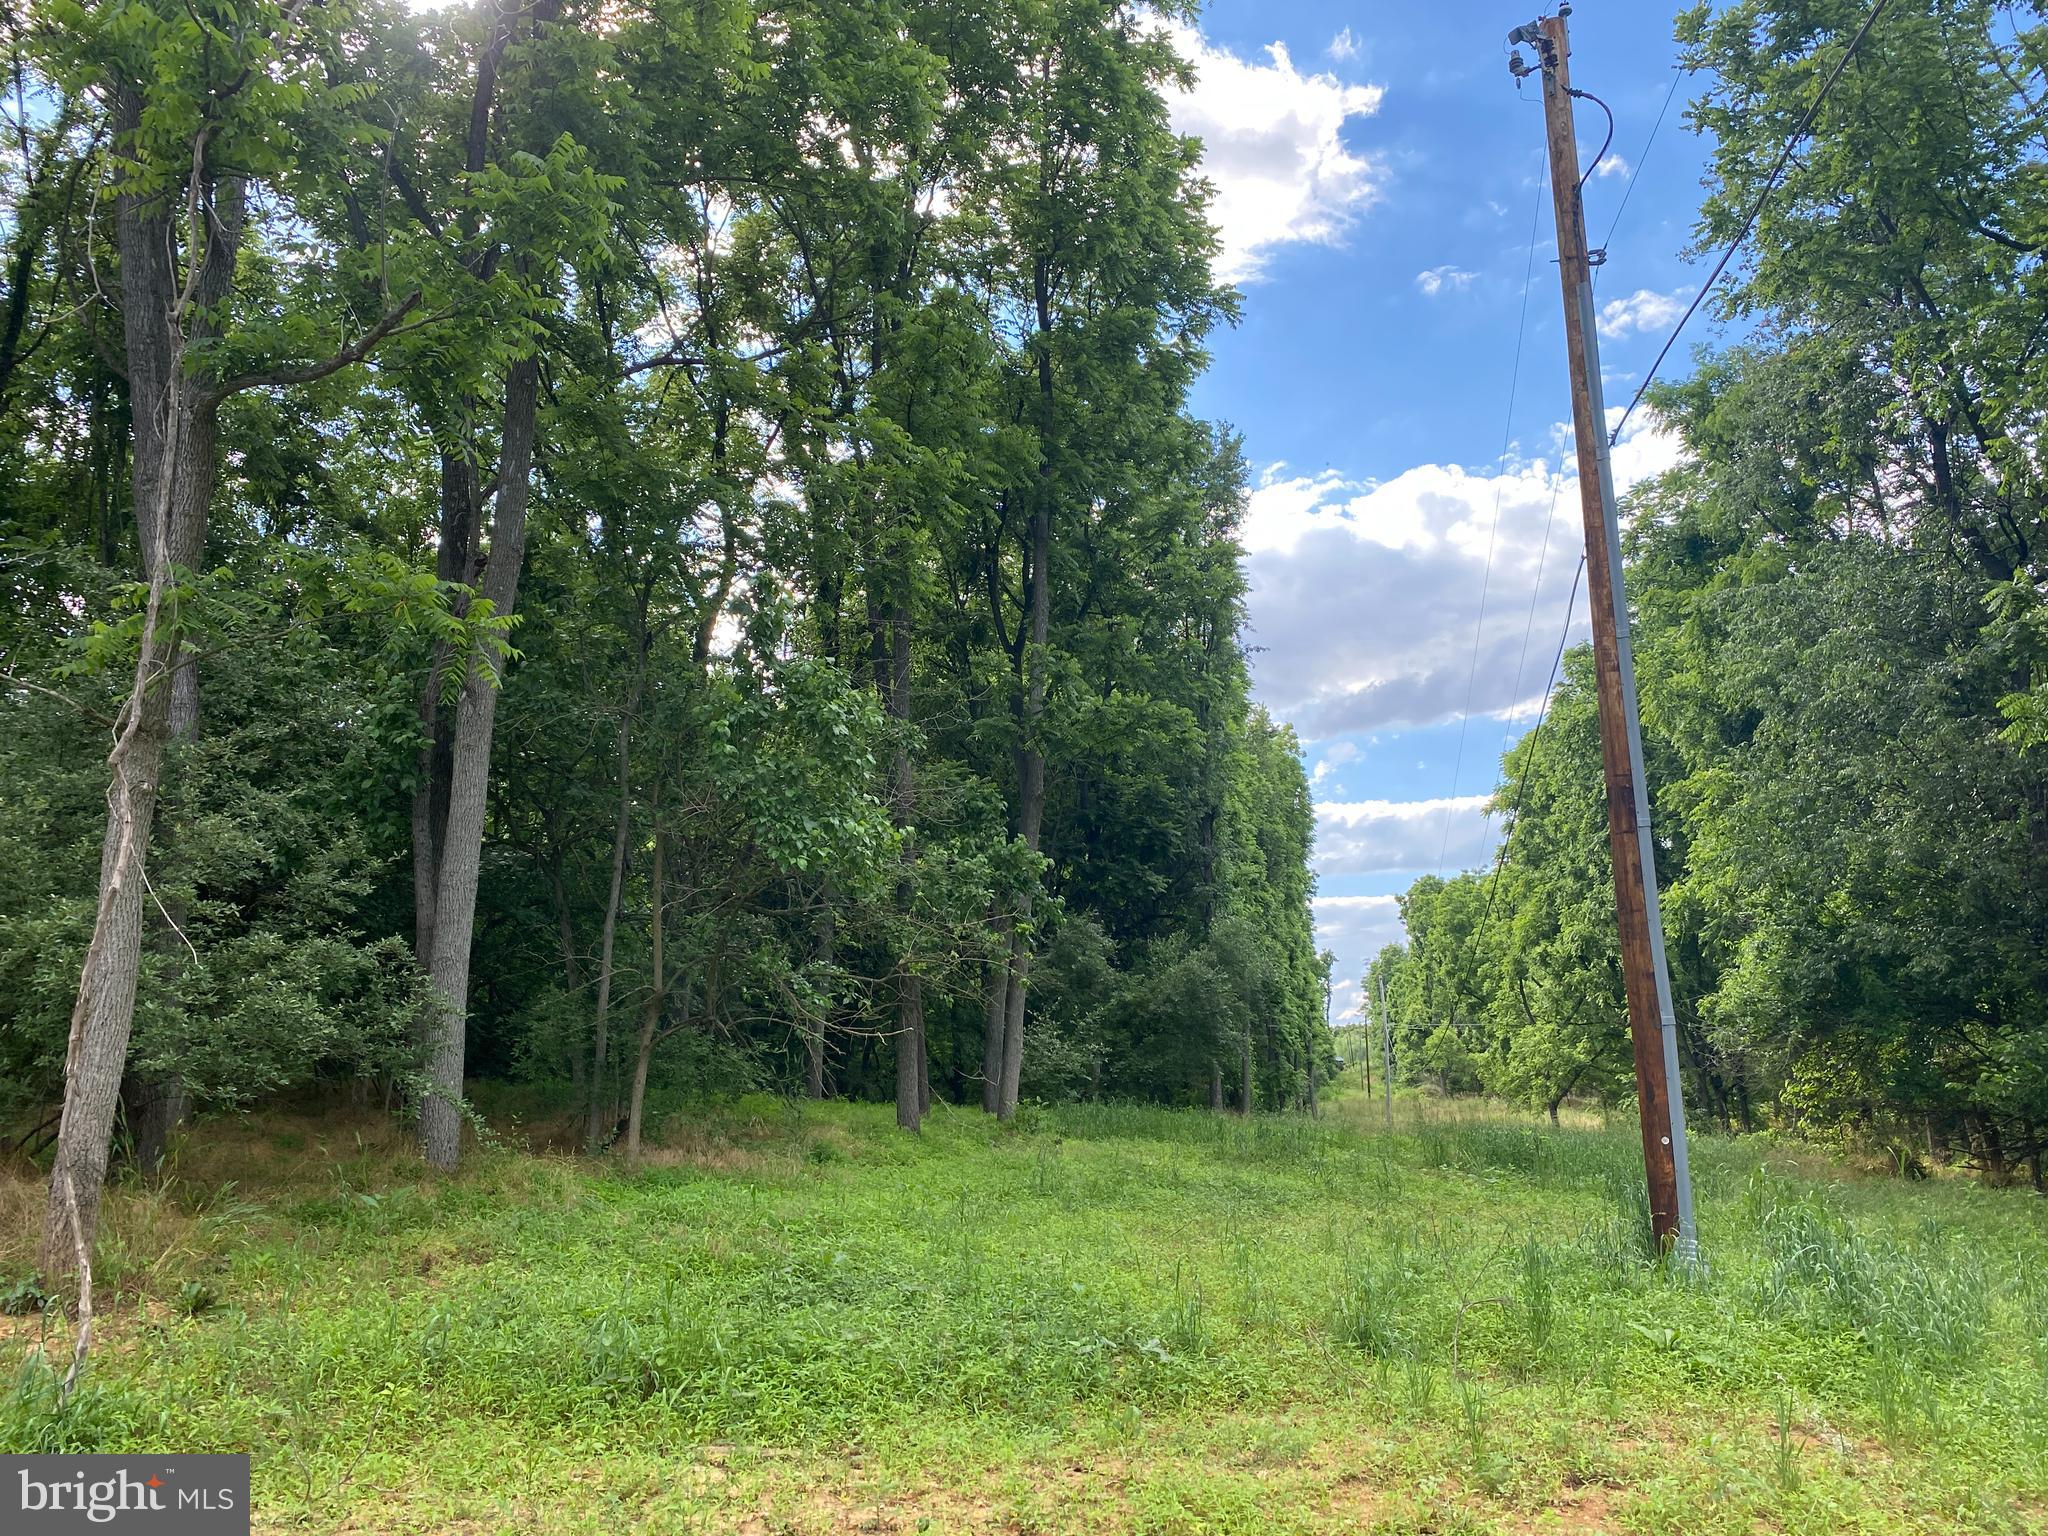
5,1456,249,1534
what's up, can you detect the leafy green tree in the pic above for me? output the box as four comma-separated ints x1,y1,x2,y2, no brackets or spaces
28,0,435,1273
2,0,1332,1251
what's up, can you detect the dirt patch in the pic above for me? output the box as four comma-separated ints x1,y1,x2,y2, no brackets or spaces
1501,1485,1623,1533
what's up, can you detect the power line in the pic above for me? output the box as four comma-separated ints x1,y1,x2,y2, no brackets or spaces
1471,55,1689,923
1474,60,1695,872
1468,60,1680,878
1610,0,1896,445
1472,53,1695,935
1490,468,1567,837
1597,65,1686,271
1480,552,1585,931
1473,55,1700,927
1569,86,1614,188
1475,59,1686,853
1436,154,1549,877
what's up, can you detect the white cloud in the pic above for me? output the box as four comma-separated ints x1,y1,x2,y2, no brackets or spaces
1240,415,1685,738
1311,740,1360,783
1327,26,1360,61
1594,153,1631,180
1318,796,1494,876
1313,895,1408,1012
1162,22,1386,283
1315,893,1397,916
1415,265,1475,297
1597,287,1690,340
1608,406,1682,488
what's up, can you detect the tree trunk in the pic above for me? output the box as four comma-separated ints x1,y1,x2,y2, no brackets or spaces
981,937,1009,1113
419,353,541,1172
43,711,167,1279
585,670,641,1151
123,1073,191,1177
1966,1113,2011,1187
40,100,240,1279
805,1031,827,1100
412,451,480,967
127,526,211,1177
1306,1048,1318,1120
806,888,833,1099
1210,1062,1223,1112
1239,1032,1253,1116
624,828,666,1168
998,926,1029,1120
895,970,924,1133
884,599,922,1133
123,617,201,1180
408,0,526,1002
546,850,587,1107
995,254,1059,1123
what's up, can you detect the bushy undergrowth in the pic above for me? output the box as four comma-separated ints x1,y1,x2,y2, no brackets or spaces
3,1091,2044,1533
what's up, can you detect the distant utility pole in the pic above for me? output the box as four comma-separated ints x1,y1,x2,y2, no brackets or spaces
1309,965,1325,1119
1510,5,1698,1259
1376,972,1393,1131
1353,974,1371,1100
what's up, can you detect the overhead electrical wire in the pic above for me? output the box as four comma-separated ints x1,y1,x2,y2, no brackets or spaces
1489,474,1566,840
1597,65,1686,273
1481,553,1583,929
1435,153,1550,879
1609,0,1896,446
1501,51,1685,764
1477,46,1697,940
1484,0,1894,932
1570,86,1615,188
1450,0,1892,932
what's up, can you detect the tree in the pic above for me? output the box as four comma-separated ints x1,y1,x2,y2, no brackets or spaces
33,0,427,1276
1,0,1326,1201
974,0,1233,1117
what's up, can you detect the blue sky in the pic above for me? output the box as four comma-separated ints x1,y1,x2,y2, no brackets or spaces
1163,3,1721,1022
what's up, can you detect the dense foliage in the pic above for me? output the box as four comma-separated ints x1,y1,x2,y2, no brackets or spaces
0,0,1329,1195
1373,0,2048,1184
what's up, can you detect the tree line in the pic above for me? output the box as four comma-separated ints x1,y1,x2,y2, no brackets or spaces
1372,0,2048,1187
0,0,1329,1279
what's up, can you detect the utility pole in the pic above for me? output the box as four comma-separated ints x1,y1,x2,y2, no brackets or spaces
1354,973,1371,1100
1511,5,1697,1259
1376,971,1393,1131
1309,962,1325,1120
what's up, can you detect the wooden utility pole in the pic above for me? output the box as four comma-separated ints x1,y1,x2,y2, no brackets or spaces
1517,6,1697,1257
1309,963,1324,1119
1376,972,1393,1131
1353,973,1371,1100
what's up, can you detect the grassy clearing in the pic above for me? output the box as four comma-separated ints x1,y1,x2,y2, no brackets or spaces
3,1087,2045,1533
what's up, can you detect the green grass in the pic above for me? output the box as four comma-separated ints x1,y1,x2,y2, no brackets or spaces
3,1087,2045,1533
